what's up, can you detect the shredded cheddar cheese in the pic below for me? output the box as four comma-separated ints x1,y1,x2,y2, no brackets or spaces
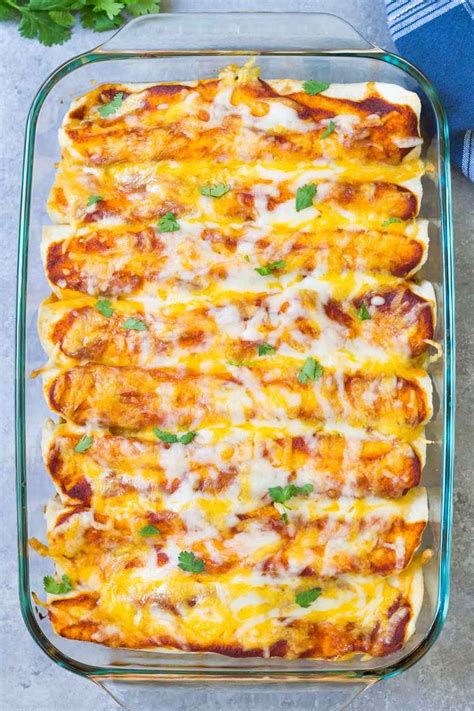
37,63,433,660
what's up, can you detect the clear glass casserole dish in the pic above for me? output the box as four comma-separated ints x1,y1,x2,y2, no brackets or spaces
15,12,455,710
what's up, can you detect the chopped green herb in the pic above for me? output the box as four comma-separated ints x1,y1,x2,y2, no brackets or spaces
98,92,123,117
179,431,197,445
244,255,250,262
295,183,317,212
95,299,114,318
381,217,403,227
268,483,314,505
302,81,330,96
138,524,160,537
357,303,371,321
153,428,178,444
295,587,322,608
157,211,180,233
226,359,254,368
200,183,231,198
258,343,276,356
321,120,336,138
153,428,196,445
43,574,73,595
123,317,147,331
254,260,287,276
281,511,289,524
87,194,103,207
297,357,323,384
74,434,93,453
178,551,205,573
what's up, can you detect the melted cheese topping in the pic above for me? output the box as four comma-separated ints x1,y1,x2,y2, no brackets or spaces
38,62,433,660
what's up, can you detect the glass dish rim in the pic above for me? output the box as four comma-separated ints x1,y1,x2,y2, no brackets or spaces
15,22,456,684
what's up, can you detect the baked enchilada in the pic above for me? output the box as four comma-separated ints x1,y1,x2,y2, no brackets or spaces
36,62,434,659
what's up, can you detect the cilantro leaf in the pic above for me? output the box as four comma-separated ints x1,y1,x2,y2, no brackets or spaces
254,260,286,276
153,428,196,445
268,483,314,505
258,343,276,356
0,4,18,21
87,194,103,206
321,120,336,138
357,303,371,321
2,0,160,46
74,434,93,453
178,551,205,573
138,524,160,537
28,0,68,10
200,183,231,198
80,7,122,30
69,0,86,11
281,511,289,524
123,316,147,331
98,92,124,117
297,357,323,384
95,299,114,318
124,0,160,16
178,431,197,445
226,359,254,368
92,0,124,19
19,11,71,45
153,428,178,444
302,81,329,96
157,211,180,233
381,217,403,227
49,9,74,26
43,574,73,594
295,183,317,212
295,587,322,608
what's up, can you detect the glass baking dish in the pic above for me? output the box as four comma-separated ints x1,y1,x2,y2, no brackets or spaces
15,12,455,710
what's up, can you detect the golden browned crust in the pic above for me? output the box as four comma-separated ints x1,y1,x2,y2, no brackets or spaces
44,363,430,434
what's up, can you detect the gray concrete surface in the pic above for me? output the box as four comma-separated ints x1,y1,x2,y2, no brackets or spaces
1,0,473,709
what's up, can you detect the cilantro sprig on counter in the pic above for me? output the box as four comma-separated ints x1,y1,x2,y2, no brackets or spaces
0,0,161,47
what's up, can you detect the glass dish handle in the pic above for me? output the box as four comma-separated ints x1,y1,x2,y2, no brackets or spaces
95,12,381,53
95,678,377,711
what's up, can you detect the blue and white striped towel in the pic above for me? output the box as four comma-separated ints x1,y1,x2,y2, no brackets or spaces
385,0,474,180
